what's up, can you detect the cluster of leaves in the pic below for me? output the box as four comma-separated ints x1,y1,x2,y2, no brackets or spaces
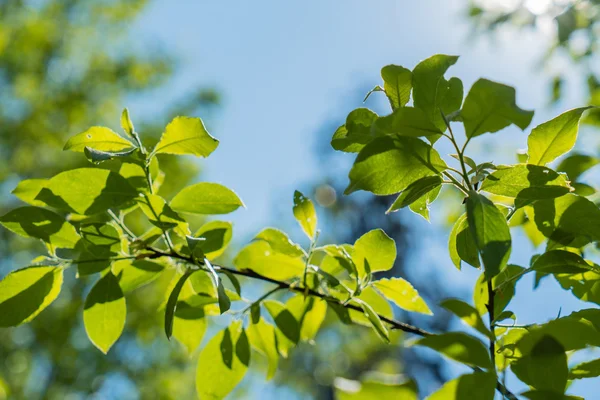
0,108,433,399
331,54,600,398
3,53,600,399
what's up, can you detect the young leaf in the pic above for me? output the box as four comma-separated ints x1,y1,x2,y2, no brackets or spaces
37,168,137,215
170,182,244,215
386,176,442,213
345,135,446,195
0,266,63,327
461,78,534,138
172,304,207,356
426,371,496,400
381,64,412,109
408,183,441,221
286,296,328,342
412,54,460,131
527,107,592,166
466,191,512,278
164,270,193,340
152,116,218,157
120,108,135,137
63,126,134,152
253,228,305,257
196,323,250,400
440,298,492,339
112,260,165,293
480,164,571,206
293,190,317,240
0,206,79,249
448,213,480,269
234,241,305,281
371,107,442,138
83,272,126,354
413,332,492,369
372,277,432,315
354,298,390,343
353,229,396,277
247,317,279,380
331,108,379,153
193,220,233,259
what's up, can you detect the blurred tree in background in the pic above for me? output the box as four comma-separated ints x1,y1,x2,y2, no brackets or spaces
468,0,600,120
0,1,218,398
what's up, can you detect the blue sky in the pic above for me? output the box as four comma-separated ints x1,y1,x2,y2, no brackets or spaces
130,0,599,397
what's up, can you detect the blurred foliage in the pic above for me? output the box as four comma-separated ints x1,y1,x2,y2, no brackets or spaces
0,1,218,399
467,0,600,122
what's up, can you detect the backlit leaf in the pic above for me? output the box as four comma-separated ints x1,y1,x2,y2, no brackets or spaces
152,116,218,157
234,241,305,281
371,107,442,138
64,126,134,152
170,182,244,215
335,377,418,400
373,277,431,315
354,298,389,343
253,228,305,257
352,229,396,277
387,176,442,214
381,64,412,109
247,317,279,380
193,220,233,259
414,332,492,369
448,213,480,269
426,372,496,400
293,190,317,240
331,108,379,153
440,298,492,339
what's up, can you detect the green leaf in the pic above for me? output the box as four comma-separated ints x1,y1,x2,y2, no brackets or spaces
286,296,328,342
511,335,568,394
353,229,396,277
481,164,571,207
346,135,446,195
412,54,460,131
335,378,418,400
448,213,480,269
204,258,231,314
371,107,442,138
473,265,524,317
264,300,300,357
461,78,534,138
37,168,138,215
414,332,492,369
0,266,63,327
247,317,279,380
11,179,48,207
521,391,583,400
557,153,600,181
196,323,250,400
532,194,600,247
254,228,305,257
164,270,193,340
170,182,244,215
234,241,305,281
331,108,379,153
137,194,190,238
84,146,137,164
426,372,496,400
527,107,591,166
466,191,512,278
172,303,207,356
408,183,441,221
120,108,135,137
381,64,412,109
531,250,599,274
193,220,233,259
292,190,317,240
112,259,165,293
440,298,492,339
64,126,134,152
387,176,442,214
83,272,126,354
152,116,218,157
372,277,432,315
354,298,389,343
0,206,79,249
349,286,394,327
569,358,600,379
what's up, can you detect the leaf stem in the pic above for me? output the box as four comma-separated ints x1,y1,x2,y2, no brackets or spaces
108,209,136,239
239,285,284,315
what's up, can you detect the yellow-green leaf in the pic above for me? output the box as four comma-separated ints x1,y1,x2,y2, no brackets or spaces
0,266,63,327
83,272,126,354
11,179,48,207
234,241,305,281
247,317,279,380
193,220,233,259
120,108,135,137
172,303,207,356
152,116,218,157
440,298,492,339
353,229,396,277
64,126,134,152
170,182,244,215
426,372,496,400
381,64,412,109
335,378,418,400
293,190,317,240
372,277,432,315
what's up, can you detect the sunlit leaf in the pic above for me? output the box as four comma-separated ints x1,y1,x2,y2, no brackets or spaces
381,64,412,109
352,229,396,277
170,182,244,215
354,298,389,343
11,179,48,207
440,298,492,339
292,190,317,240
193,220,233,259
511,335,568,393
247,317,279,380
335,377,418,400
373,277,432,315
64,126,134,152
426,372,496,400
137,194,190,238
556,153,600,182
112,259,165,293
254,228,305,257
414,332,492,369
387,176,442,214
152,116,218,157
448,213,480,269
371,107,442,138
331,108,379,153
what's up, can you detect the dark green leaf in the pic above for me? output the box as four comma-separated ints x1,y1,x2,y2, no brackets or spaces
193,220,233,259
474,265,524,317
556,153,600,182
164,270,192,340
204,258,231,314
531,250,599,274
569,358,600,380
461,78,534,138
83,146,137,164
448,213,480,269
466,192,512,278
387,176,442,213
414,332,492,369
408,183,441,221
